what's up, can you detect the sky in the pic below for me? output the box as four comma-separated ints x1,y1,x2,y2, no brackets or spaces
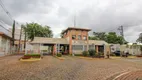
0,0,142,42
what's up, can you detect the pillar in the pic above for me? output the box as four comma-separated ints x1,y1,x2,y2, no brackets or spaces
69,44,72,54
53,44,57,55
96,45,98,53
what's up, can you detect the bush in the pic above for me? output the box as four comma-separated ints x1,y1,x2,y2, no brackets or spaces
82,51,88,57
74,54,82,56
57,53,62,57
95,52,104,58
24,54,40,56
110,53,116,56
88,49,96,57
23,54,41,59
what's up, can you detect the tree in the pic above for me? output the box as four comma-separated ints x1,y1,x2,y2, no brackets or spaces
25,22,53,41
136,33,142,43
136,33,142,55
89,32,127,44
89,36,98,40
12,20,15,46
93,32,106,40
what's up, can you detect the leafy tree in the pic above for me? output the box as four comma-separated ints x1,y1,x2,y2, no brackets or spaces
136,33,142,43
89,32,127,44
106,32,118,44
24,22,53,41
89,36,98,40
136,33,142,55
93,32,106,40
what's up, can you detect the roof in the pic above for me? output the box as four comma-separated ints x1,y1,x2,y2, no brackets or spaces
61,27,91,34
30,37,69,44
89,40,109,45
72,40,87,45
0,32,13,40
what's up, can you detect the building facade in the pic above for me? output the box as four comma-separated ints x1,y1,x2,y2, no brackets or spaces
28,27,110,57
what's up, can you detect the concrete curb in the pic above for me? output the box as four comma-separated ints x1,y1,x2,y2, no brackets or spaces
20,58,41,62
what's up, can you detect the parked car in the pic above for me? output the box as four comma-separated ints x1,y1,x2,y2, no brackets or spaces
114,51,121,56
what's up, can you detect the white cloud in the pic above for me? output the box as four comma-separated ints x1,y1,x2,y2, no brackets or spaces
1,0,142,42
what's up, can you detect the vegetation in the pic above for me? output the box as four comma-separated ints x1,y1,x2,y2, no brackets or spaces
137,33,142,43
82,51,88,57
74,54,82,56
136,33,142,55
22,54,41,59
110,53,116,56
88,49,96,57
24,54,41,56
56,53,62,57
23,22,53,41
89,32,128,44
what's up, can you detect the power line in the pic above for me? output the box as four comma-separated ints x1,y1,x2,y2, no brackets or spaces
0,0,13,21
0,21,24,36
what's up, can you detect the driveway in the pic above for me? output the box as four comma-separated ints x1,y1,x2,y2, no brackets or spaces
0,55,142,80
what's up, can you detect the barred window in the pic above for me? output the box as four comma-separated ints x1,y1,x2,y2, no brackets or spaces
78,35,81,40
72,45,83,50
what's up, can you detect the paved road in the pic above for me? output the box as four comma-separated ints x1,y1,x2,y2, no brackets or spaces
0,55,142,80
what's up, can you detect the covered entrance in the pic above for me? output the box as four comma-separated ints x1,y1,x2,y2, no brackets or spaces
40,44,69,55
27,37,69,55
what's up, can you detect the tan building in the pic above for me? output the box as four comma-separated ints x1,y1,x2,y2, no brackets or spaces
28,27,110,57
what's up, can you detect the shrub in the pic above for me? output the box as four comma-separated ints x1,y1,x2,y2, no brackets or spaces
23,53,41,59
57,53,62,57
98,52,104,56
88,49,96,57
110,53,116,56
95,52,104,58
82,51,88,57
24,54,40,56
74,54,82,56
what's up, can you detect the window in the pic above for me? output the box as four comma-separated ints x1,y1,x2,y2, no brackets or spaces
72,45,83,50
72,35,76,39
83,36,87,40
78,35,81,40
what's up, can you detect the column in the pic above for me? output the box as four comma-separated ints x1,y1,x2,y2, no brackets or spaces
96,45,98,53
53,44,57,55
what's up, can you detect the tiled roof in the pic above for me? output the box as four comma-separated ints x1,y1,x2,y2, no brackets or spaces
89,40,109,45
0,32,13,40
30,37,69,44
61,27,91,34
